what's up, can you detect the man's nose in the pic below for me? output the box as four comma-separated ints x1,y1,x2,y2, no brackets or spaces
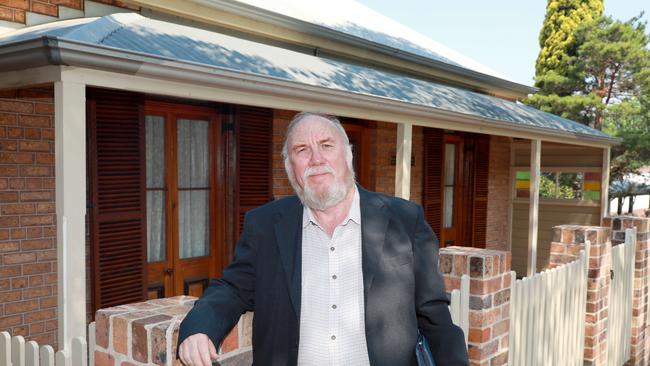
309,147,324,165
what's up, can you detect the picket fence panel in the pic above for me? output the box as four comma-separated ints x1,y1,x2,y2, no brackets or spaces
607,228,635,366
449,274,470,346
0,322,94,366
508,242,589,366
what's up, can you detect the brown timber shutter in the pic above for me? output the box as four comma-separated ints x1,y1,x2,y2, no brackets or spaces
87,88,146,313
235,106,273,239
422,127,443,240
471,135,490,248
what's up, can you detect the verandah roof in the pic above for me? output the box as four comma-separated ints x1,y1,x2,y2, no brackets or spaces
0,13,615,144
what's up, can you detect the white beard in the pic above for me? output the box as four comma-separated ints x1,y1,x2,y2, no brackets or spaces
291,165,354,210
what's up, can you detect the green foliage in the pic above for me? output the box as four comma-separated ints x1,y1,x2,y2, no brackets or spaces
539,173,578,199
527,13,650,129
603,98,650,181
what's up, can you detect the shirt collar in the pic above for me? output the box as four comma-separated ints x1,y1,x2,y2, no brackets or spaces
302,186,361,228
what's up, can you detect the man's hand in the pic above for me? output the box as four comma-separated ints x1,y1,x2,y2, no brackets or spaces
178,333,218,366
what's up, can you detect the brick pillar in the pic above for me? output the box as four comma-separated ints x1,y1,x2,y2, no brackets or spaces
549,225,611,366
94,296,253,366
603,216,650,366
439,247,511,366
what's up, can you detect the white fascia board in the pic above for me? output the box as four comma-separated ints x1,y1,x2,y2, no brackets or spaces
2,37,613,147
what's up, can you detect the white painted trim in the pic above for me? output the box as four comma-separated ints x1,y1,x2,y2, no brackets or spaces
25,12,57,26
55,80,87,351
601,147,611,223
50,65,614,147
512,198,601,208
395,122,412,199
0,65,62,89
527,139,541,277
512,166,603,172
0,20,24,36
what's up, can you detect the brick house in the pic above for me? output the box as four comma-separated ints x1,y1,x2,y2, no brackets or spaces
0,0,618,351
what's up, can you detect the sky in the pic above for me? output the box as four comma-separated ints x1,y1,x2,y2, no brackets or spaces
357,0,648,86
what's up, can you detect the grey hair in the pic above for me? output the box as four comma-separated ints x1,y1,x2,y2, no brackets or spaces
282,112,355,188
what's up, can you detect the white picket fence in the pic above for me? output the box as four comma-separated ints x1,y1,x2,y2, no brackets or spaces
449,274,470,346
1,323,95,366
508,243,589,366
607,228,635,366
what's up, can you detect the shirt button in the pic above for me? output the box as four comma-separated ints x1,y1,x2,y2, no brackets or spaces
331,335,336,340
331,304,337,309
331,274,337,280
330,246,335,251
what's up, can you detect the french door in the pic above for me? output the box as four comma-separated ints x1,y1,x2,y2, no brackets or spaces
144,102,224,299
441,134,465,247
423,128,489,248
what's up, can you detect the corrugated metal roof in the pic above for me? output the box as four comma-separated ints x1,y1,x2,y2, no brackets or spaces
0,13,611,140
234,0,512,82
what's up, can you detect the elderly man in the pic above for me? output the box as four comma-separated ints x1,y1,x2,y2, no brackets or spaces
177,112,469,366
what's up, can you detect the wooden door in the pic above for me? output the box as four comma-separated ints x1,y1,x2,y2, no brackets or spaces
423,128,489,248
144,102,223,299
441,135,465,247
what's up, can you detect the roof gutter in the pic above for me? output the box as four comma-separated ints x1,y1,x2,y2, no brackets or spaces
0,37,618,147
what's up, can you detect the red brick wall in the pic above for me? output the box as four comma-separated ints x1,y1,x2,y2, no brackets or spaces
486,136,511,251
0,86,57,347
0,0,139,24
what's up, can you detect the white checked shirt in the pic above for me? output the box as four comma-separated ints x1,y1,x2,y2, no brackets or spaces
297,188,371,366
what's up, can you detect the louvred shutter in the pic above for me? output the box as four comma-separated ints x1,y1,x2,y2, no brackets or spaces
87,88,146,313
235,106,273,241
422,127,443,240
471,136,490,248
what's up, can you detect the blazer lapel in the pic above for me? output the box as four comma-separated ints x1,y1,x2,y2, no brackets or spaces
359,187,389,302
274,197,303,320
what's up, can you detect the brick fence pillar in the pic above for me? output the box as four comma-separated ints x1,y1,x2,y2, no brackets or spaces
439,247,511,366
603,216,650,366
549,225,611,366
94,296,253,366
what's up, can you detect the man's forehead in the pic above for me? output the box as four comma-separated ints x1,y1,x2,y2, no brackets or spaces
289,117,341,143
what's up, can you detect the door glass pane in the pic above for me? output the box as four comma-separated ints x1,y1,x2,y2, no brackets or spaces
146,116,166,188
178,190,209,259
146,116,166,263
444,187,454,228
443,143,456,228
444,144,455,186
177,119,209,188
147,191,166,262
177,119,210,259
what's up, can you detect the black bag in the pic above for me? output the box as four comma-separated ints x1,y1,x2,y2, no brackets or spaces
415,330,436,366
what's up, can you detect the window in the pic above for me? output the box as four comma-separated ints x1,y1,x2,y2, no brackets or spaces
515,171,601,202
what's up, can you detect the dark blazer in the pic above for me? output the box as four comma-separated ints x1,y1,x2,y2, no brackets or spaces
178,187,469,366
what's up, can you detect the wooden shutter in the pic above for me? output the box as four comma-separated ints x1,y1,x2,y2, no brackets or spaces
87,88,146,313
235,106,273,240
471,135,490,248
422,127,443,239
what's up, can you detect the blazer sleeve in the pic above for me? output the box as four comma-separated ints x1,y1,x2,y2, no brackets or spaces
177,214,257,353
413,205,469,366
